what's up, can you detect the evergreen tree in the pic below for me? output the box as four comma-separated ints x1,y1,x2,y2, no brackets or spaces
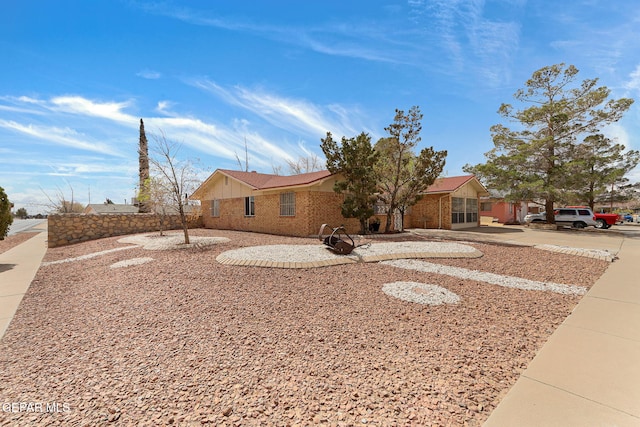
567,134,640,210
375,107,447,232
0,187,13,240
321,131,379,234
465,64,633,223
15,207,28,219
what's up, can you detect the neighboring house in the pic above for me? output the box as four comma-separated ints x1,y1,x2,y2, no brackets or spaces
190,169,360,236
479,190,526,224
192,170,488,236
153,204,200,216
83,204,139,214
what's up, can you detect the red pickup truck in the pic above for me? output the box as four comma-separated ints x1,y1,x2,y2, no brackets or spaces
568,207,620,229
594,213,622,229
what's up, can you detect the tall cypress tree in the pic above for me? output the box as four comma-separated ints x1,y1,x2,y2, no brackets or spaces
138,118,151,213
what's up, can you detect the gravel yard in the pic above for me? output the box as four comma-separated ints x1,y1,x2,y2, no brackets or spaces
0,229,609,426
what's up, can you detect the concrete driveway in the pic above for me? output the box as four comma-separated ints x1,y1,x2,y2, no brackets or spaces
410,224,627,256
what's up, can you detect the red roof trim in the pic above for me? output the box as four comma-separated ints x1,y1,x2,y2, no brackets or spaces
425,175,485,194
218,169,333,190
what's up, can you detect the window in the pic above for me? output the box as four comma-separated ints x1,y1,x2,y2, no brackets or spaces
557,209,575,216
480,202,492,212
452,197,478,224
210,199,220,217
374,202,389,215
280,192,295,216
466,198,478,223
452,197,465,224
244,196,255,216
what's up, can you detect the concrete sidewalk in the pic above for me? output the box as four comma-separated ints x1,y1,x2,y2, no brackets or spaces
475,229,639,426
411,226,640,425
0,222,48,338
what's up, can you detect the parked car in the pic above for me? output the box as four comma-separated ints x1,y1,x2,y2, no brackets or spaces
524,207,597,228
623,214,634,222
566,206,620,229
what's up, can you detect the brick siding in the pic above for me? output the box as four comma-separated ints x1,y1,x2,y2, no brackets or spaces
203,190,360,236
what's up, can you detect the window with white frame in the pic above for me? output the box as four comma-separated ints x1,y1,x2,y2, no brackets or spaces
280,192,295,216
466,198,478,222
210,199,220,217
244,196,255,216
452,197,465,223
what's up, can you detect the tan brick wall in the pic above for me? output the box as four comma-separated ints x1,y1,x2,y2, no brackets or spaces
48,213,203,248
407,194,452,229
202,190,360,236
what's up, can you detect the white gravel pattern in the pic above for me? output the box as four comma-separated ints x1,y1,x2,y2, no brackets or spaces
109,257,155,269
534,244,615,261
118,233,230,250
382,281,461,305
218,241,481,265
382,259,587,295
355,241,479,257
219,244,349,263
41,246,136,266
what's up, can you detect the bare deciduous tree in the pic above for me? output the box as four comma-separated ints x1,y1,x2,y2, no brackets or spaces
141,176,172,236
286,154,324,174
41,183,85,213
272,154,325,175
149,132,199,244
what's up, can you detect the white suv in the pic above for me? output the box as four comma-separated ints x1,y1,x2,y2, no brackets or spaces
524,208,597,228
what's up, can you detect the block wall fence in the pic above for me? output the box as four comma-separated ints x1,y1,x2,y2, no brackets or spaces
47,213,203,248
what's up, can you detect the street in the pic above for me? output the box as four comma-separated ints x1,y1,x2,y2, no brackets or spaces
6,219,46,236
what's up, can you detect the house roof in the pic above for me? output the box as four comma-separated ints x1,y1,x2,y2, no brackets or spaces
192,169,488,199
425,175,489,195
85,204,139,214
220,169,333,189
154,204,199,215
191,169,334,198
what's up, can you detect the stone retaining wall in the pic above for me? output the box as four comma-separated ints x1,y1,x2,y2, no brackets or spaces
48,213,203,248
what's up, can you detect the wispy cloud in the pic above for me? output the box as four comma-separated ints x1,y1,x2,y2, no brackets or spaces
138,2,421,66
137,69,162,79
0,119,122,156
190,78,371,140
0,95,287,166
410,0,521,85
542,3,640,77
626,64,640,93
1,87,370,179
50,96,136,123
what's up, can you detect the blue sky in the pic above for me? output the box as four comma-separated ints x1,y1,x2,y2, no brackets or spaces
1,0,639,214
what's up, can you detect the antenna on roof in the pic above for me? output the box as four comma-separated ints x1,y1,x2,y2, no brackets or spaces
234,137,250,171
